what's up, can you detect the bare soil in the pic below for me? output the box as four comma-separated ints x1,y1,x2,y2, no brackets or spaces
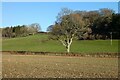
2,52,118,78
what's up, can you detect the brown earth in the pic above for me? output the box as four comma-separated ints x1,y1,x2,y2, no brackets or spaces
2,52,118,78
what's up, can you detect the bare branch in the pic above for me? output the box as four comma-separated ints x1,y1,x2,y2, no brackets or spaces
59,39,66,47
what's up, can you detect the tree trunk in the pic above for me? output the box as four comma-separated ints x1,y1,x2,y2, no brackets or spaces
59,37,73,53
66,44,70,53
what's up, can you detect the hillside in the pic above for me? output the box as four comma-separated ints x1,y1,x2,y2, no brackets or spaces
2,33,119,53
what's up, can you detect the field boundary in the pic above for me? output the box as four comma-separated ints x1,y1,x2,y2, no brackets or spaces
1,78,119,80
2,51,118,58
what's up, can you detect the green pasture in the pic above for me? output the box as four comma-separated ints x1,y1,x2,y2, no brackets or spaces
2,34,119,53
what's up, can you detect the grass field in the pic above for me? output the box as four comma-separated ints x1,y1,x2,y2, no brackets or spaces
2,52,118,78
2,34,119,53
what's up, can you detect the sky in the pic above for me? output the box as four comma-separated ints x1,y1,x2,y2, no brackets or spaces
2,2,118,31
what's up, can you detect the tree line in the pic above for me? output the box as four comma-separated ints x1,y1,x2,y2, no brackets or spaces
2,23,41,38
47,8,120,40
47,8,120,53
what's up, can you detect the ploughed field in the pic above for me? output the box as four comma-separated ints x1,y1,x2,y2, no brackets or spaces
2,52,118,78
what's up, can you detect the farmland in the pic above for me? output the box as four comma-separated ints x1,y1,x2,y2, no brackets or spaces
2,52,118,78
1,2,120,79
2,34,119,78
2,34,119,53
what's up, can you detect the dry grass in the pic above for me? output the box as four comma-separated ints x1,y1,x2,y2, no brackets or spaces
2,52,118,78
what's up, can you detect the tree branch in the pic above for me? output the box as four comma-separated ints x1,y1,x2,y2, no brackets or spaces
59,39,66,47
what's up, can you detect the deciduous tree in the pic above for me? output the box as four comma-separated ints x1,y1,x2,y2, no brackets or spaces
50,8,85,53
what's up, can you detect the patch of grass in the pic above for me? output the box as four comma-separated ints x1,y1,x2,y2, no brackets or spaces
2,53,118,78
2,34,119,53
71,40,119,53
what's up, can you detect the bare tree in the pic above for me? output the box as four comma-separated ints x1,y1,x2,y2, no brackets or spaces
27,23,41,35
50,8,85,53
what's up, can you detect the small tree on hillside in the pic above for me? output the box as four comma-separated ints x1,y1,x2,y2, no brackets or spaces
50,8,85,53
28,23,41,35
